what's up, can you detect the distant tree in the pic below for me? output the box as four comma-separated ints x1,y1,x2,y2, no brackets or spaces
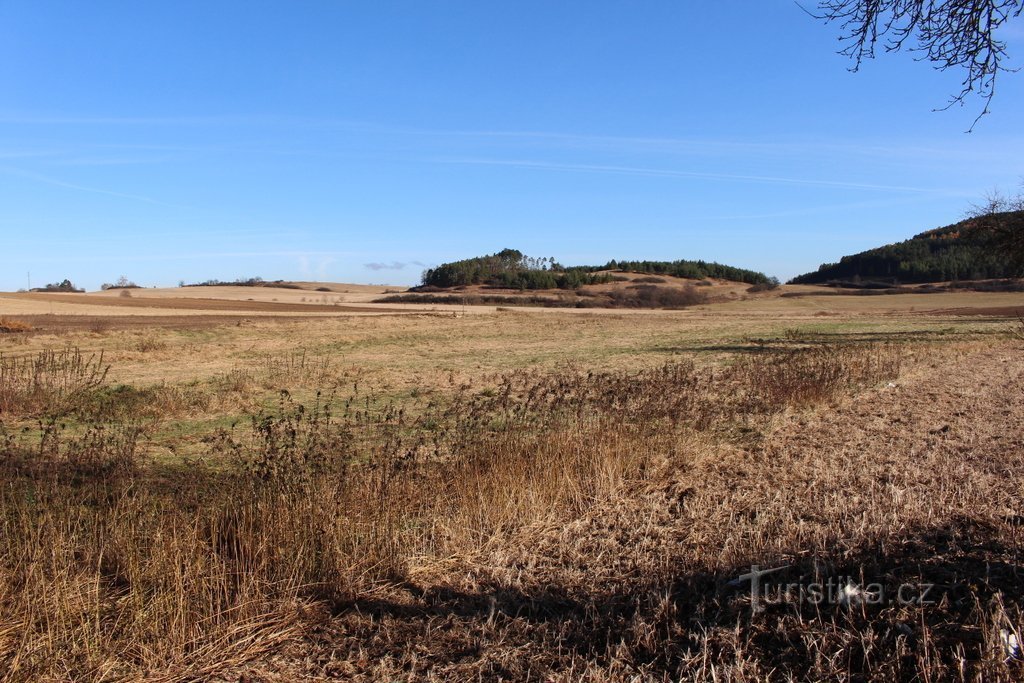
966,186,1024,274
790,202,1023,284
36,279,83,293
811,0,1022,126
101,275,140,290
591,259,770,285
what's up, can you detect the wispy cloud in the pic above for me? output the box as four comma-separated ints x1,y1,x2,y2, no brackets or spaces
48,154,184,167
0,114,286,126
4,249,357,265
695,195,947,221
0,150,66,161
4,113,1020,169
433,158,968,195
364,260,427,271
0,165,180,206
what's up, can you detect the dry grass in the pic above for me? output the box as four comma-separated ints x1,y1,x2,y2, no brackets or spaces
1011,316,1024,343
0,347,110,416
0,317,32,334
0,309,1021,681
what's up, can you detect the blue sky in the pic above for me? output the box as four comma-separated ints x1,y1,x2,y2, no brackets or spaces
1,1,1022,290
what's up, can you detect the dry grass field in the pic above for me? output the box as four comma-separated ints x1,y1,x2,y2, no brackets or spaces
1,284,1022,681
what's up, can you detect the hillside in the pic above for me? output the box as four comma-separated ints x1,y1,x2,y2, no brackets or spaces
420,248,770,290
791,211,1024,285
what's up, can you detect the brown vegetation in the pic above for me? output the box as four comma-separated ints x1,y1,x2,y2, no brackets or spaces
377,283,709,309
0,318,32,334
0,308,1020,681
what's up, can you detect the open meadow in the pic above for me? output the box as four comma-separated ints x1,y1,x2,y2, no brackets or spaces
1,286,1023,681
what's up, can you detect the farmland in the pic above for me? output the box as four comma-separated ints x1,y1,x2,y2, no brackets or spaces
0,284,1022,681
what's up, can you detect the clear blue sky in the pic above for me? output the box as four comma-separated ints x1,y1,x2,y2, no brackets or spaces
1,1,1022,290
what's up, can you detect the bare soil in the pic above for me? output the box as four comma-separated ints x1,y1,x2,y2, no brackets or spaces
5,292,394,314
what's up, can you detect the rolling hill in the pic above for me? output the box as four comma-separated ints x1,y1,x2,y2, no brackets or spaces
420,248,771,290
791,211,1023,285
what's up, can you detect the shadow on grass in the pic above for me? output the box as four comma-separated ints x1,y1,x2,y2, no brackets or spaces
664,328,991,355
324,517,1023,680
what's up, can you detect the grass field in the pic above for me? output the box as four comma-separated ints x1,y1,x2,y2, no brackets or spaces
1,285,1022,681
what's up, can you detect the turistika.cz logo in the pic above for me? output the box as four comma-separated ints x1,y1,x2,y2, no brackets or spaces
729,564,936,614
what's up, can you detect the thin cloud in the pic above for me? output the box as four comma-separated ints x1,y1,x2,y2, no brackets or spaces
6,249,356,265
49,154,183,167
5,114,1019,167
434,157,969,195
0,114,283,126
365,261,426,271
0,165,179,206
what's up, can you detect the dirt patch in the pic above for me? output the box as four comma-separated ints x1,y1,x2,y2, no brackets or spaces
925,305,1024,317
10,314,329,333
7,292,395,314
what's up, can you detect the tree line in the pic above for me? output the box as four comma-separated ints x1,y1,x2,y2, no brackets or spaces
420,249,770,290
790,210,1024,285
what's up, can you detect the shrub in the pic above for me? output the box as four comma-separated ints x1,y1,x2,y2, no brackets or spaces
608,284,707,309
33,279,83,293
734,344,901,410
101,276,141,290
747,277,781,293
0,317,32,334
0,347,110,416
1011,317,1024,343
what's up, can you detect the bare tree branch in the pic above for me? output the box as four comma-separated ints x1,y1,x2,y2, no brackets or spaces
809,0,1023,129
966,182,1024,274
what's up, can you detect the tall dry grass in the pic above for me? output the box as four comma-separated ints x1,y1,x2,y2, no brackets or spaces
0,347,109,416
4,340,1018,680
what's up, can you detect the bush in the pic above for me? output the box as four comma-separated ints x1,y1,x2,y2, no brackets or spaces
608,284,707,309
0,317,33,334
0,347,110,416
101,276,141,290
32,279,83,293
747,277,781,293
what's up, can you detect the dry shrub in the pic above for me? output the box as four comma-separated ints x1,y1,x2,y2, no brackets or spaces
608,284,707,309
734,343,901,409
75,382,212,421
377,285,709,309
1011,316,1024,343
88,320,111,334
258,350,335,388
0,347,109,416
211,393,350,481
0,317,32,334
131,334,167,352
746,280,780,293
215,368,255,394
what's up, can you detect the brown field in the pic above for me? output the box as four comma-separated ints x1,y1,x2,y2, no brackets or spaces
1,284,1023,681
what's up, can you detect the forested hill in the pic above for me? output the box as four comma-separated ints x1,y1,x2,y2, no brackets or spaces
420,249,770,289
790,211,1024,285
